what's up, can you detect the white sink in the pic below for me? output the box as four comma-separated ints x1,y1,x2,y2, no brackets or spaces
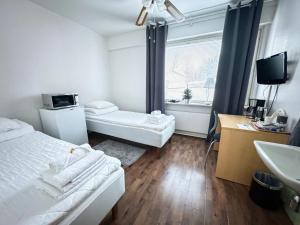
254,141,300,193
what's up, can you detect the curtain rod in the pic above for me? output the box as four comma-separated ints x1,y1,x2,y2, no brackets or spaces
229,0,257,11
229,3,251,11
147,22,168,28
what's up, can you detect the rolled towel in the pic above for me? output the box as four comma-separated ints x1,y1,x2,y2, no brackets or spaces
49,144,93,173
37,172,107,200
42,150,104,189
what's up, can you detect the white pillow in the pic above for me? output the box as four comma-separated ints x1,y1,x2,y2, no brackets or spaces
85,101,115,109
85,106,119,115
0,117,21,133
0,120,34,143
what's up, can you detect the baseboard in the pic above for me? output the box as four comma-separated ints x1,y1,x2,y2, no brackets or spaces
175,130,207,139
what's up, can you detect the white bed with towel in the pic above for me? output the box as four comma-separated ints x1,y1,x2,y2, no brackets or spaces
0,118,125,225
85,101,175,148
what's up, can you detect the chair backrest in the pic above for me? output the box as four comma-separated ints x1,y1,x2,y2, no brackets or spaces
208,110,218,137
289,119,300,147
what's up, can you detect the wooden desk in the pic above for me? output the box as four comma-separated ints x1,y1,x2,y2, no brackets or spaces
215,114,289,186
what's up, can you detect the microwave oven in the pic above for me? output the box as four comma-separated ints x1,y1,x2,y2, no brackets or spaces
42,93,79,109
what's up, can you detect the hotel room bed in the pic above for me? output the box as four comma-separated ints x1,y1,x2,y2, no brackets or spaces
85,110,175,148
0,120,125,225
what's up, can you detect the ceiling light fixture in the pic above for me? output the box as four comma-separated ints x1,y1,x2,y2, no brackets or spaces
136,0,185,26
164,0,185,22
136,6,148,26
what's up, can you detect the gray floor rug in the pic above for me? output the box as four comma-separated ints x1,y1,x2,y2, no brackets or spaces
93,140,146,166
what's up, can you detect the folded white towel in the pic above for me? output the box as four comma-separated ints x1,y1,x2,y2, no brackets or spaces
147,114,166,124
67,156,106,189
151,110,161,115
42,150,104,189
37,173,106,200
39,158,107,198
37,156,121,200
49,144,93,173
147,119,164,124
149,114,164,119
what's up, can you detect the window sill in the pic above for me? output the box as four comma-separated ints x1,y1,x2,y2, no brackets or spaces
165,101,212,107
165,101,212,114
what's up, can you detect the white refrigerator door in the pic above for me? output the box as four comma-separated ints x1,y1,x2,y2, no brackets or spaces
55,107,88,145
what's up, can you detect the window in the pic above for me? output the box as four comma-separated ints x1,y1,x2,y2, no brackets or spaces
165,35,222,105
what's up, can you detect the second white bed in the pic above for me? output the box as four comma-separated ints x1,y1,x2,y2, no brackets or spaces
86,110,175,148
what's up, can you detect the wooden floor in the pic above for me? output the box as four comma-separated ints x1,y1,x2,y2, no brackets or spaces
88,133,292,225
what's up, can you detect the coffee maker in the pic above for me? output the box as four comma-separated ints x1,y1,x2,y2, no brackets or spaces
245,99,266,119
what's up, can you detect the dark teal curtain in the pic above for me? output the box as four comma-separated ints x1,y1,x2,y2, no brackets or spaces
146,24,168,114
208,0,263,131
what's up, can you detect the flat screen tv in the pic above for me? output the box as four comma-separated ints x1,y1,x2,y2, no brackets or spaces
256,52,287,85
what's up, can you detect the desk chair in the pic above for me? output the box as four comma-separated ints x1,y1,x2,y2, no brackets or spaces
204,111,220,168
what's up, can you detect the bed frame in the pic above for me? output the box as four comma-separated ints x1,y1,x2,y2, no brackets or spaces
59,168,125,225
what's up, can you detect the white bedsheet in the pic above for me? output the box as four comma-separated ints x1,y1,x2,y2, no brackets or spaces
0,131,121,225
86,110,175,132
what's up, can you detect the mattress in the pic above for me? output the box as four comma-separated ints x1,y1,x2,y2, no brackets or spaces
0,130,122,225
86,110,175,132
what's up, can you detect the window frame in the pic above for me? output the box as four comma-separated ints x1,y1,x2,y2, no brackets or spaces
165,32,223,106
245,25,271,104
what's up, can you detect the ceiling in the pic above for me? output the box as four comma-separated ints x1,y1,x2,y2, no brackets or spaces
29,0,235,37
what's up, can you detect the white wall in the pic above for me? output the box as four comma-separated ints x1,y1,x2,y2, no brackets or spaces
109,46,146,112
0,0,111,130
109,30,146,112
256,0,300,130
